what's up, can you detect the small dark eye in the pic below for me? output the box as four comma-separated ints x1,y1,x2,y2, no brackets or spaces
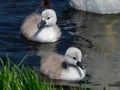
47,17,50,19
73,57,76,60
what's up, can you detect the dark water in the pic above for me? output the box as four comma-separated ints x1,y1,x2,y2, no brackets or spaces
0,0,120,90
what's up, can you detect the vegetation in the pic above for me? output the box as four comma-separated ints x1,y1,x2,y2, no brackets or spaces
0,55,95,90
0,55,57,90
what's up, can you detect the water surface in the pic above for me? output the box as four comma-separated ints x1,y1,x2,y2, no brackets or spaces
0,0,120,90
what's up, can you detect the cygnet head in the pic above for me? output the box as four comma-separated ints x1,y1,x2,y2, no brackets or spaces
39,9,57,27
64,47,84,69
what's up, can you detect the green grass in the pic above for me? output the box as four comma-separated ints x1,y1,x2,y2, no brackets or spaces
0,55,95,90
0,55,57,90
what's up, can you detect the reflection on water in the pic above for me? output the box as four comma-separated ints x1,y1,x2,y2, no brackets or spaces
39,72,91,89
64,10,120,90
0,0,120,90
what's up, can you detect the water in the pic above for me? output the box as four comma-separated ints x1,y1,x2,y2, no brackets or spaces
0,0,120,90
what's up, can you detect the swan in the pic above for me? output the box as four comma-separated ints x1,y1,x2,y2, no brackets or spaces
40,47,86,81
68,0,120,14
21,9,61,43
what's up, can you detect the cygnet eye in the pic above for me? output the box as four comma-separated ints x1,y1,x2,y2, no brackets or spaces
73,57,77,60
47,17,50,19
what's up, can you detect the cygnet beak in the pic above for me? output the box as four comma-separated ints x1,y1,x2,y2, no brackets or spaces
34,20,46,37
76,61,85,70
38,20,46,29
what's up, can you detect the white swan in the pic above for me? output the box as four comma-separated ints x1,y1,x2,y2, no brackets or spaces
68,0,120,14
21,9,61,43
40,47,86,81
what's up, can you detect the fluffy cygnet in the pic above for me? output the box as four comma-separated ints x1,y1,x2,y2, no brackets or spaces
40,47,86,81
21,9,61,43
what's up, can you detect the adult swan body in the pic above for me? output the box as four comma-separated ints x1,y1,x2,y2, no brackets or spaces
68,0,120,14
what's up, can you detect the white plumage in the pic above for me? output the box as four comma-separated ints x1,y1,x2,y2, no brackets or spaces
69,0,120,14
40,47,86,81
21,9,61,43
